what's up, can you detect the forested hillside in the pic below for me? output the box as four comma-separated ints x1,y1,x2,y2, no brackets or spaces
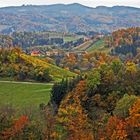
104,27,140,62
0,25,140,139
49,59,140,139
0,58,140,139
0,4,140,34
0,48,76,82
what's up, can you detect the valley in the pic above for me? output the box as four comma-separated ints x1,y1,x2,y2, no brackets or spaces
0,3,140,140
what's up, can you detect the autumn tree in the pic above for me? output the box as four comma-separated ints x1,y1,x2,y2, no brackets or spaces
56,81,94,140
114,94,138,119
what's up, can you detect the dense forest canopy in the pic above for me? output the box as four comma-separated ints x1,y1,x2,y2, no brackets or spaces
106,27,140,58
0,58,140,139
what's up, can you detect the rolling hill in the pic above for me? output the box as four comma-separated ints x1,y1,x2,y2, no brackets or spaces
0,48,76,82
0,3,140,34
19,53,76,79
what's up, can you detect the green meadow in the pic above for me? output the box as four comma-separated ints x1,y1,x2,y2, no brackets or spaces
0,81,53,109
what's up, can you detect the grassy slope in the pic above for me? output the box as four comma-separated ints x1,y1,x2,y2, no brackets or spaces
20,53,76,79
86,39,104,52
72,38,111,53
0,82,52,108
63,36,82,43
72,40,93,51
86,39,111,53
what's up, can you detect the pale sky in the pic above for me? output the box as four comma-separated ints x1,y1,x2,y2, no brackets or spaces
0,0,140,8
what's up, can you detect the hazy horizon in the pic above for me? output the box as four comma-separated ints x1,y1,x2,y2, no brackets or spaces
0,0,140,8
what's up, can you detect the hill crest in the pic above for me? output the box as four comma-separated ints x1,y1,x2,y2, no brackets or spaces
0,4,140,34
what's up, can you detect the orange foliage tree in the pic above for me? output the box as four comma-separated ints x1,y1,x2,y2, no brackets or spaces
103,116,127,140
100,98,140,140
56,81,94,140
126,99,140,139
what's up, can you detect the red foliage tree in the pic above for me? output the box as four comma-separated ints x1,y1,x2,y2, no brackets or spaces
1,116,28,139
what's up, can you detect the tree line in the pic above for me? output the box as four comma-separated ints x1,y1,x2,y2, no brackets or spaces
105,27,140,59
0,48,52,82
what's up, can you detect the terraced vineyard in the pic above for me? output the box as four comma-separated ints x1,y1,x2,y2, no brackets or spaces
73,38,111,53
73,40,93,51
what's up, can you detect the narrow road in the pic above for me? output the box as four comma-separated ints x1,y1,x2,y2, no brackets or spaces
0,80,54,85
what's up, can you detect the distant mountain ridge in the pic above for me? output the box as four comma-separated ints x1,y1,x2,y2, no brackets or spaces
0,3,140,34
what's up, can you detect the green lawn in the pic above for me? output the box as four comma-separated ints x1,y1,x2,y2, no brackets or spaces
73,40,93,51
86,39,105,52
0,82,53,109
64,36,81,43
86,39,111,53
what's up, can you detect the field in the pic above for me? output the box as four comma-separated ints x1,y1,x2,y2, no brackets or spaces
63,36,82,43
86,39,105,52
0,81,53,109
72,38,108,52
37,31,82,43
72,40,93,51
85,39,111,53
